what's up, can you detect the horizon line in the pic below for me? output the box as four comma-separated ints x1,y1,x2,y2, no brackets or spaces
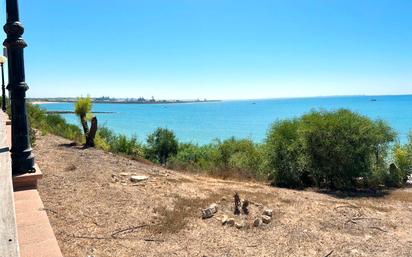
28,93,412,102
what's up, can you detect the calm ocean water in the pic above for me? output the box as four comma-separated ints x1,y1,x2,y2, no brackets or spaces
39,95,412,144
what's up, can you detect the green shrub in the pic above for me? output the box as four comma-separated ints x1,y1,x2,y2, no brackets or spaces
384,163,404,187
145,128,178,165
97,127,143,156
168,138,267,180
94,132,110,151
265,119,310,188
44,114,83,142
112,135,143,156
168,143,215,171
301,109,395,189
217,137,265,179
265,109,396,189
97,127,117,146
26,104,83,142
393,133,412,183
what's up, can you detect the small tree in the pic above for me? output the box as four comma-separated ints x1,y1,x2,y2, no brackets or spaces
74,96,98,147
145,128,178,165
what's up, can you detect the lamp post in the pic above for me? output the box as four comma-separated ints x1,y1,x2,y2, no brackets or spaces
0,55,6,112
3,0,35,174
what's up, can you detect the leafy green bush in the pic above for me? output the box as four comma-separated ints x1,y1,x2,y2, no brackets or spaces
168,143,216,172
112,135,143,156
392,133,412,183
94,133,110,151
27,104,83,142
265,109,396,189
265,119,310,188
215,137,265,178
384,163,404,187
97,127,117,146
168,138,268,180
97,127,143,156
145,128,178,165
301,109,395,189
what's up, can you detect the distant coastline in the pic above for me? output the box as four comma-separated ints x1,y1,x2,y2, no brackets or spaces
29,97,221,105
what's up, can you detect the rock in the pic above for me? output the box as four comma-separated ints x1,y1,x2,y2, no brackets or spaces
119,172,129,177
263,209,273,217
221,215,229,225
226,218,235,227
201,203,218,219
130,175,149,182
242,200,249,215
261,215,271,224
234,193,241,215
235,222,245,229
253,218,262,227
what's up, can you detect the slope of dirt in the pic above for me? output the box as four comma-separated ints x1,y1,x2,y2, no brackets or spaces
34,134,412,257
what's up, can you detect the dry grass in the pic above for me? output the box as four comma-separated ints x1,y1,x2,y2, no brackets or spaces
151,194,220,234
385,189,412,203
34,133,412,257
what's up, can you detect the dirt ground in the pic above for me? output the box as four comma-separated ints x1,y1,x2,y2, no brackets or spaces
34,133,412,257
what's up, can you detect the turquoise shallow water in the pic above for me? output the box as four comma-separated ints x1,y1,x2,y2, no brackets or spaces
39,95,412,144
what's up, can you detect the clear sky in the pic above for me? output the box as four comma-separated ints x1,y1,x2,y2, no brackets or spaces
1,0,411,100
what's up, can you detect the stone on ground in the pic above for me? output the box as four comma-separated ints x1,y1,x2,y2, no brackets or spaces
235,222,245,229
202,203,218,219
262,215,272,224
221,215,229,225
253,218,262,227
263,209,273,217
226,218,235,226
130,175,149,182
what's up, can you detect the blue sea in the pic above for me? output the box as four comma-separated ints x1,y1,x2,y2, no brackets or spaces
39,95,412,144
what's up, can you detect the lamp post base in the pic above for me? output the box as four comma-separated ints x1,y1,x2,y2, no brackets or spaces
11,152,35,175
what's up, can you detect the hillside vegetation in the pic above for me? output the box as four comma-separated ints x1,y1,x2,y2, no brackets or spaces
26,102,412,190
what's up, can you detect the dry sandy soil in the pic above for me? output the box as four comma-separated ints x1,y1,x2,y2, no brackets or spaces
34,133,412,257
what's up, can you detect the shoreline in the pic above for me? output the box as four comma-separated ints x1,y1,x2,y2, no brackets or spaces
29,100,221,105
31,101,60,105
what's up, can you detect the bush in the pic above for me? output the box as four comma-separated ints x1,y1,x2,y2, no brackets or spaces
27,104,83,142
112,135,143,156
384,163,404,187
145,128,178,165
168,143,216,172
265,109,396,189
94,133,110,151
265,119,310,188
215,137,265,179
168,138,268,180
97,127,143,156
393,133,412,183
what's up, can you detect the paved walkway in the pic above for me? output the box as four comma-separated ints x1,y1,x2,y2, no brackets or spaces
1,113,63,257
0,111,19,257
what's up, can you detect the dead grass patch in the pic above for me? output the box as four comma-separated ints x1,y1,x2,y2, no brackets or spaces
64,164,77,172
165,177,194,184
150,193,222,234
385,190,412,203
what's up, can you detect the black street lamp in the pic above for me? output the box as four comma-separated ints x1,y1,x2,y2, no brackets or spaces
3,0,35,174
0,54,6,112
